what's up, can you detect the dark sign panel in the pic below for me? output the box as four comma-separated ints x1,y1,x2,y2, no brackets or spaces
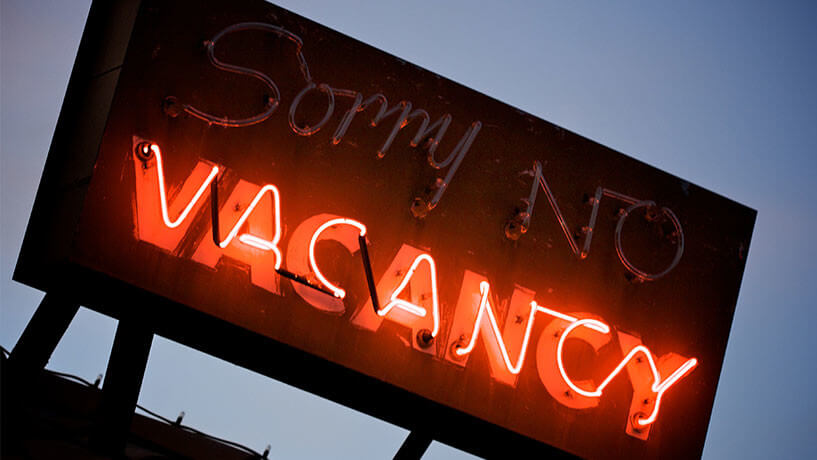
15,1,756,458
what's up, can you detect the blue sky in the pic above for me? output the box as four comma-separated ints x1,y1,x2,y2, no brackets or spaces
2,1,816,458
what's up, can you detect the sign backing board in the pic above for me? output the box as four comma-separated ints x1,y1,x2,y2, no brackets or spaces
15,0,756,458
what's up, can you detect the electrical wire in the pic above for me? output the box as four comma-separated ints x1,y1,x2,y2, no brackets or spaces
134,404,264,458
0,348,269,460
48,370,97,388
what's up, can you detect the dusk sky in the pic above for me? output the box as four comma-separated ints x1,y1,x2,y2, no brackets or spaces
2,1,816,458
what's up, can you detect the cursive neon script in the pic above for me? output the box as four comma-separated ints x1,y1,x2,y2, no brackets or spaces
170,22,685,281
174,22,481,217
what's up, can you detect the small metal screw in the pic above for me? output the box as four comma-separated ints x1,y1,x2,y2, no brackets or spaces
631,412,648,433
504,212,528,240
449,335,468,360
645,205,661,222
162,96,183,118
135,142,154,162
416,329,434,348
624,272,644,284
411,196,430,219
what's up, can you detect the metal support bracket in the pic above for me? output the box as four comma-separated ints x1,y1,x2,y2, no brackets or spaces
2,293,80,457
8,293,80,371
92,318,154,456
394,431,432,460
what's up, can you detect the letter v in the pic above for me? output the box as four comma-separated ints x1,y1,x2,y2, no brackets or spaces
132,139,219,253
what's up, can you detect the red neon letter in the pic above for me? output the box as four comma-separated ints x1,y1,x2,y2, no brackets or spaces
535,312,611,410
377,253,440,337
538,316,697,439
351,244,439,355
287,214,367,314
191,179,283,294
132,139,219,253
444,270,537,386
555,321,697,427
309,218,367,299
617,331,698,439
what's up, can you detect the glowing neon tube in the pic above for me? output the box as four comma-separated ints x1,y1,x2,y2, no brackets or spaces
378,253,441,337
309,218,367,299
556,318,698,426
148,143,219,229
454,281,537,374
214,184,284,270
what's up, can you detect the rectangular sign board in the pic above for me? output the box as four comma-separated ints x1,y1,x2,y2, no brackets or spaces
15,0,756,458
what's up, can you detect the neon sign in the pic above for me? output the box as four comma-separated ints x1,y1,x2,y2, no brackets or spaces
131,140,697,439
19,4,751,457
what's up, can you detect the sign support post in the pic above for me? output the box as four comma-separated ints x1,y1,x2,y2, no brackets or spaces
393,431,432,460
8,293,79,372
3,293,80,456
92,318,154,456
